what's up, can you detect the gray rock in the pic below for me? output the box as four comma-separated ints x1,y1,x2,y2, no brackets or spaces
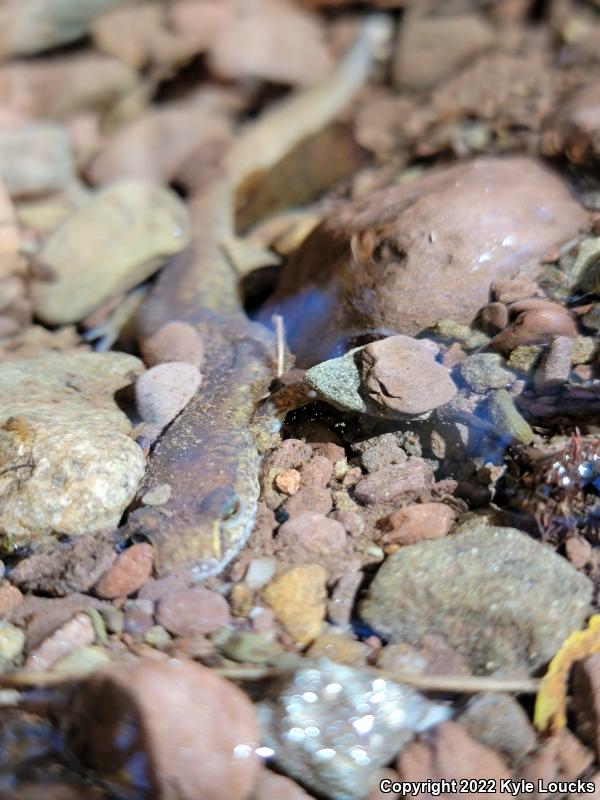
359,523,592,675
304,348,368,415
458,692,537,768
0,123,74,198
534,335,574,392
460,353,514,393
258,658,451,800
352,433,407,473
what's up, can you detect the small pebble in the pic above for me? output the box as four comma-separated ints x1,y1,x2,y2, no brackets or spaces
566,536,592,569
141,321,204,368
244,557,276,591
141,483,172,506
328,571,363,628
124,598,155,638
94,543,154,600
143,624,172,649
0,581,23,616
284,485,332,517
156,588,231,636
487,389,534,445
535,335,574,392
300,455,333,488
53,644,111,674
378,503,456,546
354,460,432,505
274,468,301,496
262,564,327,645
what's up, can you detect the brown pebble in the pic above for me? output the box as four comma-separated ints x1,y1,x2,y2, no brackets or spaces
0,581,22,616
311,442,346,462
331,509,365,537
301,454,333,488
274,468,301,496
275,512,348,572
442,342,466,368
284,485,332,517
66,658,260,800
94,543,154,599
491,306,578,351
377,502,456,546
354,459,432,505
141,320,204,367
156,588,231,636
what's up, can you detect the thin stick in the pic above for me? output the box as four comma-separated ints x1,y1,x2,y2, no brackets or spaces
0,664,540,696
272,314,286,378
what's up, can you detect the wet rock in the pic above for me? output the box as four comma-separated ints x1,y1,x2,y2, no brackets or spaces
394,10,495,91
141,483,171,506
156,588,231,637
534,335,574,392
259,658,451,800
0,0,139,56
354,459,433,505
94,543,154,599
377,502,456,547
263,158,588,367
284,486,332,517
0,123,74,198
0,621,24,665
508,344,543,373
491,306,578,352
140,321,204,368
459,693,537,768
304,349,368,414
0,581,22,615
25,611,95,671
487,389,534,445
252,770,316,800
396,721,510,784
262,564,327,644
31,181,189,325
307,630,370,666
360,523,592,674
353,433,407,473
0,353,145,547
9,534,117,596
0,54,136,120
135,361,202,442
361,335,457,415
65,658,261,800
572,336,598,365
274,468,301,495
460,353,515,393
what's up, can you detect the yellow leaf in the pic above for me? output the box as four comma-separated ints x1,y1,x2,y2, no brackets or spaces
534,615,600,734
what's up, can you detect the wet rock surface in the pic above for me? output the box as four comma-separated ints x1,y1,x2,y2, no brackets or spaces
263,157,588,366
359,523,592,674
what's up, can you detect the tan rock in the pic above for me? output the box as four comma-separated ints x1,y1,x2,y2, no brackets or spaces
66,658,261,800
262,564,327,644
0,581,22,615
31,181,189,325
378,503,456,546
0,123,74,198
274,468,301,496
0,353,145,546
94,543,154,599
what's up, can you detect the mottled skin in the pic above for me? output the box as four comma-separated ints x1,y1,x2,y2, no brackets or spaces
127,17,392,579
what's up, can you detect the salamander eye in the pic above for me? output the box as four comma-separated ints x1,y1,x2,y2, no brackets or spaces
199,486,241,520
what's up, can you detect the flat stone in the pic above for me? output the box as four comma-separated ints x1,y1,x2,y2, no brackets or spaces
487,389,534,445
460,353,515,393
361,335,456,415
354,459,433,505
360,523,592,674
31,181,189,325
156,588,231,637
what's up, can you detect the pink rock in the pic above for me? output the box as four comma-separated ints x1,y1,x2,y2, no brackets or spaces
94,543,154,600
141,321,205,368
301,455,333,488
284,486,332,517
377,503,456,546
156,588,231,636
0,581,22,616
276,512,347,556
25,612,95,671
354,459,433,505
361,335,457,415
65,658,260,800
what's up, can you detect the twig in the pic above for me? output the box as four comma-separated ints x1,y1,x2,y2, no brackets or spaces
272,314,286,378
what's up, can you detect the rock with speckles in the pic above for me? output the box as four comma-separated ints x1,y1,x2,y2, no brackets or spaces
360,522,592,675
